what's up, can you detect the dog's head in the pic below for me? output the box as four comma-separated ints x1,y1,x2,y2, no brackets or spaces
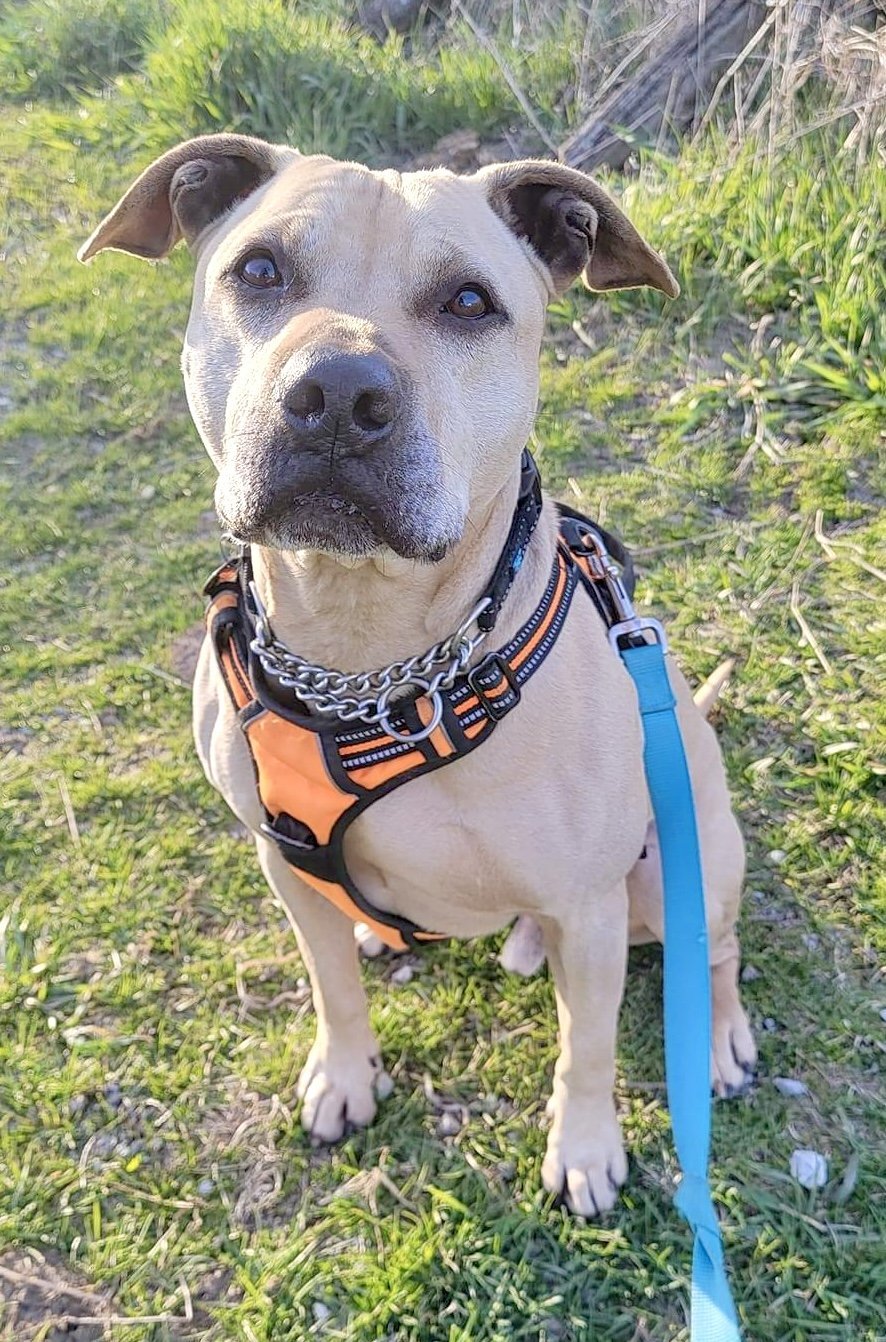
81,134,677,561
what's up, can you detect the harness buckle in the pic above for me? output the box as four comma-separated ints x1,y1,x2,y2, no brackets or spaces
467,653,520,721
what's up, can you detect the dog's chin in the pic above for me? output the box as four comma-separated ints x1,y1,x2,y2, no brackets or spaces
219,493,454,563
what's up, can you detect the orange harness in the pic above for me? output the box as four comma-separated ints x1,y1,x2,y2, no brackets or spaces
204,455,634,950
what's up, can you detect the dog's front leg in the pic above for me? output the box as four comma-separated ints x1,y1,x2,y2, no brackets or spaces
257,837,383,1142
540,884,629,1216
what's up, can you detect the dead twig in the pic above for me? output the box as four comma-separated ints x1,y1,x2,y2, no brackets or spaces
0,1262,102,1308
695,3,779,138
634,521,767,556
141,662,190,690
570,319,597,351
0,1263,191,1327
735,384,786,479
56,772,81,851
790,578,834,675
814,509,886,584
50,1314,191,1328
451,1,559,155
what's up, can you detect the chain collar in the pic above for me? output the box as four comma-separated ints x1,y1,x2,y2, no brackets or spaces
242,450,542,744
248,582,491,742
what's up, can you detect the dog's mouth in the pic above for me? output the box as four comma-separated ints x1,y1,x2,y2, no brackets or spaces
218,487,452,562
218,489,377,554
263,490,382,556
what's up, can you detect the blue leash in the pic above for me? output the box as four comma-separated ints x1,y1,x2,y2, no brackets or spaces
619,637,742,1341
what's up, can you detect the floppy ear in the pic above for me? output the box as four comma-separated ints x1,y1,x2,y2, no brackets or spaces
78,133,298,263
478,159,679,299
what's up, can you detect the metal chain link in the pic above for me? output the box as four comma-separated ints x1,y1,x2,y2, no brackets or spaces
248,580,491,736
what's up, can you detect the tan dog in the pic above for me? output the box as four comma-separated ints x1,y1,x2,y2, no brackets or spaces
81,135,756,1217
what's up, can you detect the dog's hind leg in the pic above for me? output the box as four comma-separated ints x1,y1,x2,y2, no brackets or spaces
257,836,385,1142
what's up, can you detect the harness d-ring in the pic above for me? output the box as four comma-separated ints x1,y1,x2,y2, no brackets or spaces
377,679,444,744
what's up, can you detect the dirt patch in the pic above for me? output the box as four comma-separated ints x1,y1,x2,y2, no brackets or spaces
169,622,205,684
0,1249,107,1341
410,128,517,171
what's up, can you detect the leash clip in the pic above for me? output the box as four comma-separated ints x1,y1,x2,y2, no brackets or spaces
571,525,669,654
608,615,668,653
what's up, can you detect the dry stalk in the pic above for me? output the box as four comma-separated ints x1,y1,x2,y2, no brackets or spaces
55,772,81,850
790,577,834,674
451,0,559,153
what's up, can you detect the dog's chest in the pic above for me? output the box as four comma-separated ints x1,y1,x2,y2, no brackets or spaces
343,691,648,938
197,610,649,938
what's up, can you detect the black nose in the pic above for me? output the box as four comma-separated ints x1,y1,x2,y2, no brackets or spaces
283,351,399,450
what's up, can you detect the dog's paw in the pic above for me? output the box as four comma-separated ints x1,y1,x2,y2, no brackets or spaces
712,999,757,1098
297,1039,386,1142
542,1094,628,1217
354,921,387,959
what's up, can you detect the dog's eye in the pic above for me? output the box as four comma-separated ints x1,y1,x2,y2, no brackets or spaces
236,251,282,288
442,286,493,319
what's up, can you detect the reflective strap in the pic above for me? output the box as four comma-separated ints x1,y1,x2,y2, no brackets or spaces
619,641,741,1342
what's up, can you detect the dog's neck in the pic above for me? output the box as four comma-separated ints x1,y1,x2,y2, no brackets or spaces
250,464,553,674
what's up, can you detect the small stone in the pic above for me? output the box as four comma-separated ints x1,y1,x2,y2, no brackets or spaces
437,1110,462,1137
790,1149,828,1189
197,1178,215,1197
879,1007,886,1023
751,889,766,902
773,1077,808,1098
312,1302,331,1324
740,964,761,983
374,1071,394,1101
390,964,414,986
767,849,788,866
801,933,820,951
139,484,156,500
762,1017,777,1032
103,1081,122,1108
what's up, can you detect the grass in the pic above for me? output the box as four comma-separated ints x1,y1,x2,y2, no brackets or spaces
1,12,885,1340
0,0,170,99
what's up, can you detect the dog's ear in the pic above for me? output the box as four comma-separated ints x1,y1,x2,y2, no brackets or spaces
478,159,679,299
78,134,298,263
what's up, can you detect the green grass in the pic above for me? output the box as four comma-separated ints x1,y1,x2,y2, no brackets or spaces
0,0,574,161
0,0,170,99
1,60,885,1342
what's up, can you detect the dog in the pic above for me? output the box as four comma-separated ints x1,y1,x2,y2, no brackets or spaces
81,134,756,1217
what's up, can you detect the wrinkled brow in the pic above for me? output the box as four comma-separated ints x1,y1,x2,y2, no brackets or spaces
409,246,502,309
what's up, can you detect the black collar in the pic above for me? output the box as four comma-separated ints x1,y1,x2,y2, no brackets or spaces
476,449,544,632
